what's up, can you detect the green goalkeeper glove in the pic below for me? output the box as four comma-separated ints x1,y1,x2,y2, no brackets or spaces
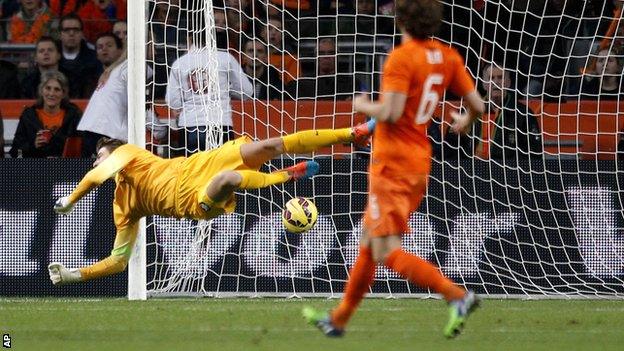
48,262,82,285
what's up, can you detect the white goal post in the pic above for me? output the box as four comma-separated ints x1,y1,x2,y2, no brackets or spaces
127,0,624,300
127,0,147,300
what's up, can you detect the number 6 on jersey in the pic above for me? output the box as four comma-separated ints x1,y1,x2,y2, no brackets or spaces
415,73,444,124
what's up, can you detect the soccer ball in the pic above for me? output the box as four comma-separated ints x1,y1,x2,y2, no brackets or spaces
282,197,318,233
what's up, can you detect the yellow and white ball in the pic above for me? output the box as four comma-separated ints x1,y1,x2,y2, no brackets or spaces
282,197,318,233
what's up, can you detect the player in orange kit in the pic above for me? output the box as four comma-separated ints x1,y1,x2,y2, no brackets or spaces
48,121,375,285
303,0,485,339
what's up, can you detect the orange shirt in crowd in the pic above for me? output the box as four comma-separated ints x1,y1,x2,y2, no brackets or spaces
9,5,53,44
37,108,66,132
269,53,299,85
78,0,127,43
270,0,311,10
49,0,82,16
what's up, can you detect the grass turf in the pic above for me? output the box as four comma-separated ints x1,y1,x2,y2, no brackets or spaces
1,298,623,351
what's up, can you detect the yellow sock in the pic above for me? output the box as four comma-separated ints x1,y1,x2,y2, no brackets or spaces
281,128,352,153
237,170,290,189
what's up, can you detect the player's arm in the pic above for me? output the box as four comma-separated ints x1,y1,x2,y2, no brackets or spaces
54,149,132,214
449,91,485,135
353,92,407,123
448,53,485,135
48,221,139,285
354,48,410,123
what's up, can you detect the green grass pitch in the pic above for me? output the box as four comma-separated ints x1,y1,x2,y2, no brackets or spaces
1,297,623,350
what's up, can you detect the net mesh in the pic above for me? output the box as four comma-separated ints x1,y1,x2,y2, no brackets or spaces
143,0,624,298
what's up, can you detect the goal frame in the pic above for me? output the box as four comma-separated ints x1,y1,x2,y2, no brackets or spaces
127,0,147,301
125,0,624,301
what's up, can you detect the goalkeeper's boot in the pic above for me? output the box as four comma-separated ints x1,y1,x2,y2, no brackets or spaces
351,119,376,149
302,306,344,337
48,262,82,285
282,161,320,180
443,290,480,339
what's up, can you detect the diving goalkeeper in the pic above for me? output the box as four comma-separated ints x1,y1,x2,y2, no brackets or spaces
48,122,374,285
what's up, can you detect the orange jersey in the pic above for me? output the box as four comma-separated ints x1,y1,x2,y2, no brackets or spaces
373,38,475,174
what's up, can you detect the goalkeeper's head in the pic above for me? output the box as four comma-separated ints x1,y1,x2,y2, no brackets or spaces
395,0,443,40
93,137,125,167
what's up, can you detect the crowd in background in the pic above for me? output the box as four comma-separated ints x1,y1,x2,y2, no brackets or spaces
0,0,623,160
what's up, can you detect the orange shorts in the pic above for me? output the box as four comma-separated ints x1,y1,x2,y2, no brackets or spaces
363,171,428,237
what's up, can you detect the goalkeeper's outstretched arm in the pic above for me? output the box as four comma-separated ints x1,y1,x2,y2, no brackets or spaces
49,222,138,285
53,166,112,214
54,145,134,212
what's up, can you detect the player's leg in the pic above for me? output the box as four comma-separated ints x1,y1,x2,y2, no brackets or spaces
240,120,376,169
370,234,479,338
367,173,478,337
368,230,479,338
373,181,466,302
372,178,466,301
303,231,377,337
303,218,380,337
329,230,377,328
199,166,320,211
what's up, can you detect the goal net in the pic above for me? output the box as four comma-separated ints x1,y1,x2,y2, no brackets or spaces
134,0,624,299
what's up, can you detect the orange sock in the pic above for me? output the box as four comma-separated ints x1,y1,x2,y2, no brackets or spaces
385,248,465,302
331,247,376,329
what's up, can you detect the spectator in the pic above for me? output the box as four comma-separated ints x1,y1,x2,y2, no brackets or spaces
9,71,82,158
150,0,183,42
166,30,253,155
359,0,395,34
213,8,228,49
58,13,102,98
78,0,127,44
318,0,357,15
287,37,361,100
77,47,159,157
224,6,243,54
260,17,300,85
21,36,69,98
1,0,22,41
339,0,395,36
150,0,184,47
581,48,623,100
222,0,254,30
519,0,604,99
267,0,310,16
112,20,126,44
431,63,543,161
76,50,127,157
596,2,624,54
48,0,83,17
0,59,21,98
149,0,186,98
214,8,244,61
95,32,123,69
242,38,283,100
475,63,543,161
8,0,53,44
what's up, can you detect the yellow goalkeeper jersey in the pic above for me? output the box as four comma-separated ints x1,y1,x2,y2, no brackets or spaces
68,138,253,229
